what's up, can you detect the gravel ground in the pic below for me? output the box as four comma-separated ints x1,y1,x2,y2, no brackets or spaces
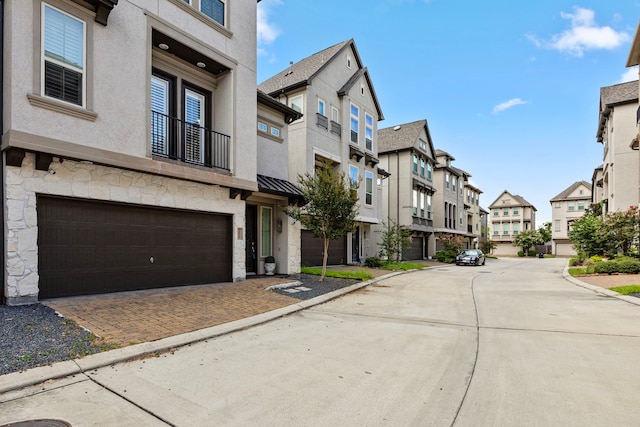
0,304,108,376
0,274,361,376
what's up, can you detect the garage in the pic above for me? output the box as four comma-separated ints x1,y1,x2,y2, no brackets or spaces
301,230,347,267
37,196,232,298
403,236,424,261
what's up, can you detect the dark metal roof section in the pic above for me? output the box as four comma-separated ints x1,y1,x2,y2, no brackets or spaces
257,174,304,204
70,0,118,25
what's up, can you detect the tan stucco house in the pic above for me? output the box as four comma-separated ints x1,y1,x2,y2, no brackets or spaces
489,190,537,256
259,39,385,266
593,80,639,214
377,119,437,260
2,0,264,304
550,181,592,256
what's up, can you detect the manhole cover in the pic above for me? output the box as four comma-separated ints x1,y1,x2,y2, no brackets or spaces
1,420,71,427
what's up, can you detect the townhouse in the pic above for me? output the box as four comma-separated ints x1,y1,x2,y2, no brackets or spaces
592,80,639,213
489,190,537,256
377,120,437,260
549,181,592,256
258,39,385,266
1,0,271,304
626,23,640,204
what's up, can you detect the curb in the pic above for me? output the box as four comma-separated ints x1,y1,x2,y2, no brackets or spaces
0,270,408,395
562,266,640,307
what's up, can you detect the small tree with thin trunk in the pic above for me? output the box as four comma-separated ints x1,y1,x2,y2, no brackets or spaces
285,161,359,280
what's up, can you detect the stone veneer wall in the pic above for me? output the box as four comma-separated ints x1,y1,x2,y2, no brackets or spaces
5,154,245,304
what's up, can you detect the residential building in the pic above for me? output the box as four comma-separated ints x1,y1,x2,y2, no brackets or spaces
2,1,262,304
550,181,592,256
252,91,304,275
377,119,438,260
593,80,639,213
259,39,385,266
432,150,480,252
489,190,537,256
626,21,640,204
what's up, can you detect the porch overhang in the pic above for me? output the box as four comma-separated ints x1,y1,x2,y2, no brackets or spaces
257,174,305,205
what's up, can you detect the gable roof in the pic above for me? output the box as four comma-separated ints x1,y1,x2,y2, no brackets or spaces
378,119,436,159
549,181,592,202
258,39,384,120
488,190,536,210
257,90,303,124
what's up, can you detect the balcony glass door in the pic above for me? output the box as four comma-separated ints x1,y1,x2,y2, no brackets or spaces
184,88,205,164
151,75,169,156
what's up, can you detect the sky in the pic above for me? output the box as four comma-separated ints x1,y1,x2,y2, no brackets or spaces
256,0,640,225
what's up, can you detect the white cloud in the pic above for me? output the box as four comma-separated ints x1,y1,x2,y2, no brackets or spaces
621,67,639,83
257,0,281,48
528,7,629,57
492,98,528,114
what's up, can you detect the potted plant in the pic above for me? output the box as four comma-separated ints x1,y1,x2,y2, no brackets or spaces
264,256,276,276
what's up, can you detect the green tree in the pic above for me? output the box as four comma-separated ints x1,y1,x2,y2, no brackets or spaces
285,161,359,280
569,214,607,257
513,230,543,255
538,222,552,243
378,218,412,263
604,206,640,256
480,240,497,255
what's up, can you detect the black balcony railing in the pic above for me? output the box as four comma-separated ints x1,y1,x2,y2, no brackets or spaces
151,111,230,171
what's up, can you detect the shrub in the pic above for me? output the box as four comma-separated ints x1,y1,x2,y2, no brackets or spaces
364,256,383,268
528,250,537,257
617,259,640,274
434,250,457,264
568,256,581,267
589,255,603,263
594,261,619,274
517,251,524,257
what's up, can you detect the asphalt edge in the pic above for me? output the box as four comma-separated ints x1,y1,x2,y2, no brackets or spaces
0,270,408,395
562,265,640,307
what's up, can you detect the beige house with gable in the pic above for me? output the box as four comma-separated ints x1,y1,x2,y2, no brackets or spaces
592,81,639,213
259,39,385,266
2,0,264,304
550,181,592,256
489,190,537,256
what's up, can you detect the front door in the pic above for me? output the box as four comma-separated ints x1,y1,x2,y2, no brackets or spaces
352,226,360,263
245,205,258,274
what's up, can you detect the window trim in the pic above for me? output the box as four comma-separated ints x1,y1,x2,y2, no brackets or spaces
318,98,326,116
168,0,232,37
365,171,373,206
290,94,303,115
350,103,359,144
349,164,359,185
365,112,373,151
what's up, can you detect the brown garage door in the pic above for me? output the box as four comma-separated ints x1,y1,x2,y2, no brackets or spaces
301,230,347,267
37,196,232,298
403,236,424,261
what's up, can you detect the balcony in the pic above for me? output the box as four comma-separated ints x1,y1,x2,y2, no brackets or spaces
412,216,433,228
151,111,230,171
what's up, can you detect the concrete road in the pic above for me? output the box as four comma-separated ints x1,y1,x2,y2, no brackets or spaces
1,258,639,426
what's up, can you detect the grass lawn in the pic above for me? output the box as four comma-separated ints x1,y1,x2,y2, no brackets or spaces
301,267,374,281
609,285,640,295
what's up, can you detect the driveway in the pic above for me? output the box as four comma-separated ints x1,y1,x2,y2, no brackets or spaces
1,258,639,426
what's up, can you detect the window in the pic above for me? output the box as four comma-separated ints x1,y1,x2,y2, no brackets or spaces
257,121,268,132
290,95,303,114
419,139,427,151
42,4,86,106
503,223,509,235
420,159,425,176
200,0,225,25
555,220,561,232
568,202,575,211
365,113,373,151
270,127,280,137
452,177,457,192
427,163,432,180
412,189,418,216
419,192,425,217
493,227,499,235
260,206,272,257
318,98,326,116
513,207,519,215
503,208,509,216
578,201,585,211
493,209,499,217
445,173,450,189
412,155,418,173
555,202,561,208
349,165,359,185
347,54,352,68
513,223,519,234
350,104,359,143
331,107,340,123
365,171,373,205
427,195,432,219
